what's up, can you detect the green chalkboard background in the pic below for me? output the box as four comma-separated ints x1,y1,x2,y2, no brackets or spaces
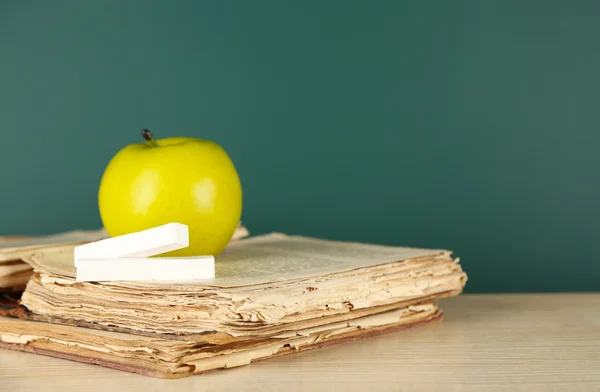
1,1,598,293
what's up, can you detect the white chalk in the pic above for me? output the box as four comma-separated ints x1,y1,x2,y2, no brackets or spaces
75,256,215,282
74,223,188,266
73,222,215,282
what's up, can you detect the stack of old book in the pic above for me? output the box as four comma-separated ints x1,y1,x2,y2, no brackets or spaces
0,228,466,378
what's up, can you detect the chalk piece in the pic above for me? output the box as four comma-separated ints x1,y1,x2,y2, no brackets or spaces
74,223,188,266
75,256,215,282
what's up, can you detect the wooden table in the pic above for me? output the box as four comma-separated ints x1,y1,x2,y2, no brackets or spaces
1,294,598,391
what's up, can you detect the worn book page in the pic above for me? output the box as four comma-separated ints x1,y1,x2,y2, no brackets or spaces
212,233,451,286
23,225,253,278
24,233,451,287
0,267,32,291
0,225,249,290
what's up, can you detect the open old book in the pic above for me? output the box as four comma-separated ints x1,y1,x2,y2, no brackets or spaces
0,230,467,378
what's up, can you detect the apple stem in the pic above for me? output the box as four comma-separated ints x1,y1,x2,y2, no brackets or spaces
141,129,159,147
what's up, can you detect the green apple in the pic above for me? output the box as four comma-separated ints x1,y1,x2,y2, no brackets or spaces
98,130,242,256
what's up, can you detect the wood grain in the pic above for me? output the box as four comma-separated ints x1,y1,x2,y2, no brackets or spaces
1,293,598,391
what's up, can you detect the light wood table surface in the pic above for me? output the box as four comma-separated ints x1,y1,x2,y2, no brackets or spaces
1,293,598,391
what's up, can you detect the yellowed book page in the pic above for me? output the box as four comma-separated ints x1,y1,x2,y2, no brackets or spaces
24,233,451,287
